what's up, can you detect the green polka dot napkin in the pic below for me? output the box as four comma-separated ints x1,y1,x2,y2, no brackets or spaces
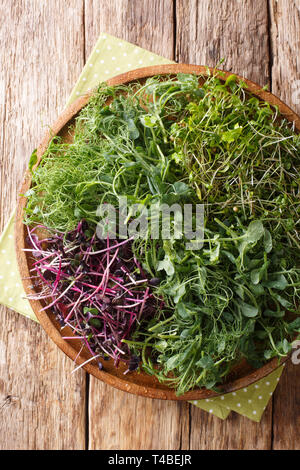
0,33,285,421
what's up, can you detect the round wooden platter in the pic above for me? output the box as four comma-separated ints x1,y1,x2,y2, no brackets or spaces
15,64,300,400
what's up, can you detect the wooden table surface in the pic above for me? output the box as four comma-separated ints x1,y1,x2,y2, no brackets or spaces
0,0,299,450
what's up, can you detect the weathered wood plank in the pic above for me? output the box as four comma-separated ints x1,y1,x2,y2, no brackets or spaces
0,0,86,449
88,381,190,450
84,0,191,451
176,0,273,449
176,0,270,86
84,0,174,60
269,0,300,450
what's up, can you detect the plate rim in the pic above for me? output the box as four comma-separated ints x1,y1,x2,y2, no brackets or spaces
15,64,297,400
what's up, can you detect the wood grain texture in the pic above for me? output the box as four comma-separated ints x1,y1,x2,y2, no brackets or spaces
269,0,300,450
175,0,273,450
0,0,86,450
0,308,86,450
189,401,273,450
1,0,299,451
88,381,190,450
84,2,188,451
176,0,270,86
84,0,174,60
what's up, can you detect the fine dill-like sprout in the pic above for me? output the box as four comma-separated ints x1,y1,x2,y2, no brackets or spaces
24,73,300,395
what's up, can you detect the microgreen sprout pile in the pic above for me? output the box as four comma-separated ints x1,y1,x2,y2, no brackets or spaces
24,72,300,395
25,222,160,371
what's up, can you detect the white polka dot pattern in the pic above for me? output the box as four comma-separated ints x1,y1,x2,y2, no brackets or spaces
189,367,285,422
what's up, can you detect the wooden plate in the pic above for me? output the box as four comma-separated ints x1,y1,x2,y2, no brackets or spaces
15,64,300,400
